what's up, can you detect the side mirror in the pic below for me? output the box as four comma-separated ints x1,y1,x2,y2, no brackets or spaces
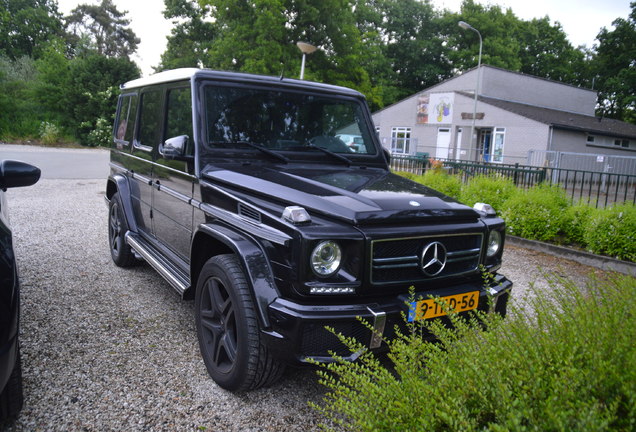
0,160,41,191
160,135,192,161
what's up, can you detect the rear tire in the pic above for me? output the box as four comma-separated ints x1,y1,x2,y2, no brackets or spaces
108,192,136,267
195,254,284,391
0,345,23,420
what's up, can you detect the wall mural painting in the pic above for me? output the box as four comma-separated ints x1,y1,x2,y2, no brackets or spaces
417,93,454,125
416,95,429,124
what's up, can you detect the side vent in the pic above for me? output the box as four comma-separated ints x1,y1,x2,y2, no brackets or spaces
238,203,262,223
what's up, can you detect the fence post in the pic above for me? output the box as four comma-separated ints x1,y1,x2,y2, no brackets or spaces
513,163,519,185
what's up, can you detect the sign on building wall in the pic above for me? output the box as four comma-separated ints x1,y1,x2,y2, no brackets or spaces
417,93,454,125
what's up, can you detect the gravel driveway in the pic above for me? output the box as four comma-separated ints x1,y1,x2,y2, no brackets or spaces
0,178,602,431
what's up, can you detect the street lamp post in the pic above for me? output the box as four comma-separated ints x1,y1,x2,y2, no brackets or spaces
458,21,482,161
297,42,317,80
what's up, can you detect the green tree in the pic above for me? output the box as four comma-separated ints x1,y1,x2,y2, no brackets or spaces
592,2,636,124
0,0,64,60
64,54,139,144
195,0,375,106
350,0,453,107
377,0,452,101
33,38,74,129
443,0,523,71
157,0,218,70
516,17,591,86
65,0,140,59
0,55,42,137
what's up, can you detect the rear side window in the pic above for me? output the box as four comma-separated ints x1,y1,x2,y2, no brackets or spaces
137,89,162,150
165,87,193,143
114,93,137,145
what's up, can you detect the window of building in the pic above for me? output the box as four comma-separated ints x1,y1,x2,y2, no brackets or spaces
587,135,595,143
614,139,630,148
391,127,411,154
492,127,505,163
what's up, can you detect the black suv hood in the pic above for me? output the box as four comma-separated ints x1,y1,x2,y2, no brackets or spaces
202,164,479,224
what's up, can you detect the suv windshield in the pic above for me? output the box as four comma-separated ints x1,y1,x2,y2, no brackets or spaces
204,85,376,156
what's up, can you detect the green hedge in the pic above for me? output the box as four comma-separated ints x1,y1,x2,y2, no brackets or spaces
402,171,636,262
584,204,636,262
499,184,569,242
458,174,517,213
312,274,636,431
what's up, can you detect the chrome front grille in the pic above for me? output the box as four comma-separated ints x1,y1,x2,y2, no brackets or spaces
370,233,483,284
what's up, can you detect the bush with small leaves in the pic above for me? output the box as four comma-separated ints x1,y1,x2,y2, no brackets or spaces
584,204,636,261
500,183,569,241
419,170,462,199
562,203,596,246
39,121,60,145
83,117,112,147
312,274,636,431
459,174,518,212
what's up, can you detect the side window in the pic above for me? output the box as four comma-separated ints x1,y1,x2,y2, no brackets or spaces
114,93,137,145
137,89,162,150
165,87,193,154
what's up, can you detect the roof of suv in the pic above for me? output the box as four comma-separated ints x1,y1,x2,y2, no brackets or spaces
121,68,365,98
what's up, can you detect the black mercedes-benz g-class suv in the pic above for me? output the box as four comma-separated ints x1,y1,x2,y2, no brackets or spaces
106,68,512,391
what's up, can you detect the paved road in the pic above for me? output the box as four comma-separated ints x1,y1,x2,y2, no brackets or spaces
0,145,603,431
0,144,109,179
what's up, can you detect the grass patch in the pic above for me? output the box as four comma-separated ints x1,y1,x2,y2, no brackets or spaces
311,274,636,431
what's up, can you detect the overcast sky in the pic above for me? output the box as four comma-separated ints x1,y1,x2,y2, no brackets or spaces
55,0,633,76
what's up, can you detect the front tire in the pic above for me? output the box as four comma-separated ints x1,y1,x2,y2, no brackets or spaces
108,192,136,267
195,254,284,391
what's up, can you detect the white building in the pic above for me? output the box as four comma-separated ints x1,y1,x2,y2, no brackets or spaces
372,65,636,173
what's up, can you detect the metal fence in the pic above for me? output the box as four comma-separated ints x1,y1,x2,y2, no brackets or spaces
527,150,636,176
389,154,636,207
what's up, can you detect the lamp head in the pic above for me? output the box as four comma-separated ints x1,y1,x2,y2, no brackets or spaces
296,42,317,55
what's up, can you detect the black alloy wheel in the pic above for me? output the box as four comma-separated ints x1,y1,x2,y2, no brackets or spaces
195,254,283,391
108,192,136,267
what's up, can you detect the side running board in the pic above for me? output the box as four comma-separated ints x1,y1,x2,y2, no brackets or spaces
125,232,190,296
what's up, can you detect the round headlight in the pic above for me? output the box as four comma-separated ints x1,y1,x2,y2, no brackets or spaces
487,230,502,257
311,241,342,277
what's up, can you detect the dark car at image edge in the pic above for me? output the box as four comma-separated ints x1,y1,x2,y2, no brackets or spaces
0,159,40,421
106,68,513,392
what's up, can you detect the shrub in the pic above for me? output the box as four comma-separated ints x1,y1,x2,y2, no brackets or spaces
459,175,518,212
500,183,569,241
562,203,596,246
83,117,112,147
38,121,60,145
393,171,419,181
312,274,636,431
418,170,462,199
584,204,636,261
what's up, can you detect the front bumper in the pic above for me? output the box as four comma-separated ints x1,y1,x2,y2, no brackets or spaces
263,275,512,364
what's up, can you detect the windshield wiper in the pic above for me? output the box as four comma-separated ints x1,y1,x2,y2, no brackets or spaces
210,140,289,164
306,143,352,166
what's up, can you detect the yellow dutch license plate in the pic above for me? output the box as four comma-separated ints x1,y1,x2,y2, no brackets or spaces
408,291,479,322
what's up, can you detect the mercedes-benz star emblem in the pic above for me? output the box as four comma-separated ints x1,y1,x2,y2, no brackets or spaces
420,241,447,277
